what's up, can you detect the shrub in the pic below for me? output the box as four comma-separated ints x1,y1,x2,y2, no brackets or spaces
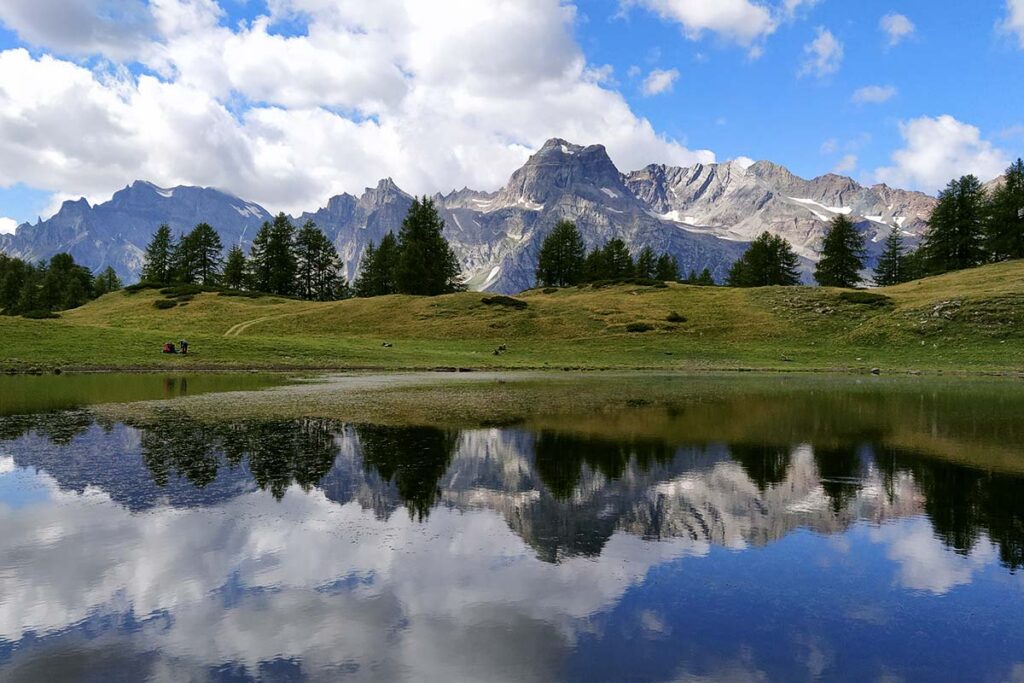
626,322,654,333
838,291,893,308
21,309,59,319
542,287,559,294
481,295,528,310
153,299,178,310
124,282,162,294
666,311,687,323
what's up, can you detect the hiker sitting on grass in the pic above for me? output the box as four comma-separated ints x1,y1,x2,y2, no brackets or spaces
162,342,177,354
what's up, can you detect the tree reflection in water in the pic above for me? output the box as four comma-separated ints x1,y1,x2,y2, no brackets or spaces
0,399,1022,571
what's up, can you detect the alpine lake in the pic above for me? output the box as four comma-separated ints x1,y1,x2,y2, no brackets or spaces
0,371,1023,682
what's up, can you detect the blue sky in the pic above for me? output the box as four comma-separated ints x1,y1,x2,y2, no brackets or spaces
0,0,1021,230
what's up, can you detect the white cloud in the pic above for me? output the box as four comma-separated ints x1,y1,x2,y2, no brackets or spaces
871,518,997,595
799,27,843,78
820,138,838,155
833,154,857,174
0,0,152,59
1001,0,1024,47
875,115,1011,193
781,0,821,18
642,67,680,96
623,0,777,49
880,13,915,47
732,156,756,170
852,85,897,104
0,0,715,216
0,217,18,234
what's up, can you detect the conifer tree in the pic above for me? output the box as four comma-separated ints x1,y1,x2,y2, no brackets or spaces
582,247,607,282
248,214,297,295
635,246,657,279
222,245,247,290
170,231,199,284
536,220,586,287
601,239,634,280
93,266,122,296
354,233,400,297
295,220,341,300
655,254,680,282
141,224,174,284
922,175,987,274
394,197,463,295
188,223,224,285
986,159,1024,261
697,267,715,286
814,215,866,288
247,222,273,292
874,227,908,286
727,232,802,287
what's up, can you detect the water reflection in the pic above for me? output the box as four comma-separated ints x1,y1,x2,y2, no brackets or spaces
1,389,1023,681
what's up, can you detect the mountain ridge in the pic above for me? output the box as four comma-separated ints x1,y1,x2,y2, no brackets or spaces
1,139,941,293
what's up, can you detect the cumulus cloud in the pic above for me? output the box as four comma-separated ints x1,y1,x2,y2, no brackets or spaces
799,27,843,78
880,13,915,47
871,518,997,594
0,0,715,216
852,84,897,104
0,0,153,59
875,115,1011,193
1001,0,1024,47
623,0,777,49
0,217,18,234
642,67,680,96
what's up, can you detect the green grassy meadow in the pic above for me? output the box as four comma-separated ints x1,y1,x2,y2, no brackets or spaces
2,260,1023,374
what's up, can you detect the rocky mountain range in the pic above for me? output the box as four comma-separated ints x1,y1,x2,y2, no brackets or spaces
0,138,939,293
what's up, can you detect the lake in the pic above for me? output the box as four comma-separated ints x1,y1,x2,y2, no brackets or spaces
0,373,1022,682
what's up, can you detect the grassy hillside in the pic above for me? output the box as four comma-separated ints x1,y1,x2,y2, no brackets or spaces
2,260,1023,373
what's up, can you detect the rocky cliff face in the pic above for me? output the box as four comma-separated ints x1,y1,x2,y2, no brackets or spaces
0,139,942,293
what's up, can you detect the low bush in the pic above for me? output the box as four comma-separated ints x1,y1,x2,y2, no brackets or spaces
838,291,893,308
124,282,163,294
481,295,528,310
626,322,654,333
153,299,178,310
542,287,559,294
666,311,687,323
21,309,59,319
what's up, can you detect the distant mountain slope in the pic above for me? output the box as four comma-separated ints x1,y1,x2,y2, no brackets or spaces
1,139,944,293
0,181,271,280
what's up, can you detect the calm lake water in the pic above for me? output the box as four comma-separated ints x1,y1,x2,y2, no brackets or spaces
1,375,1023,682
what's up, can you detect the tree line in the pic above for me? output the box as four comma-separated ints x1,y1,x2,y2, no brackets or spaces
724,157,1024,289
535,220,686,287
0,253,121,317
141,196,464,299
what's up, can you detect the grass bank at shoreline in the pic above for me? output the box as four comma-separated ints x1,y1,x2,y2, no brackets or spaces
1,260,1022,375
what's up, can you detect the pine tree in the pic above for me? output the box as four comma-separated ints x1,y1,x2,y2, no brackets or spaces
582,247,607,282
247,222,273,292
814,215,866,288
394,197,463,295
93,266,122,296
656,254,681,282
986,159,1024,261
685,269,698,284
602,239,634,280
141,224,174,284
727,232,802,287
188,223,224,285
697,267,715,286
874,227,907,286
354,233,400,297
922,175,987,274
222,245,247,290
266,214,298,296
170,231,199,284
295,220,340,300
536,220,586,287
635,246,657,280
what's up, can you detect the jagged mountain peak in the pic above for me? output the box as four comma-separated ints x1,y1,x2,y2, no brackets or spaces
498,138,626,207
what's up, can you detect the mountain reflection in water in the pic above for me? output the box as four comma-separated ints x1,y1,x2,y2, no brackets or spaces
1,386,1023,682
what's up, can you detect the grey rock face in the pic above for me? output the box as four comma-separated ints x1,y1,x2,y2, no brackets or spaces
625,159,937,265
0,181,270,281
0,139,943,293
